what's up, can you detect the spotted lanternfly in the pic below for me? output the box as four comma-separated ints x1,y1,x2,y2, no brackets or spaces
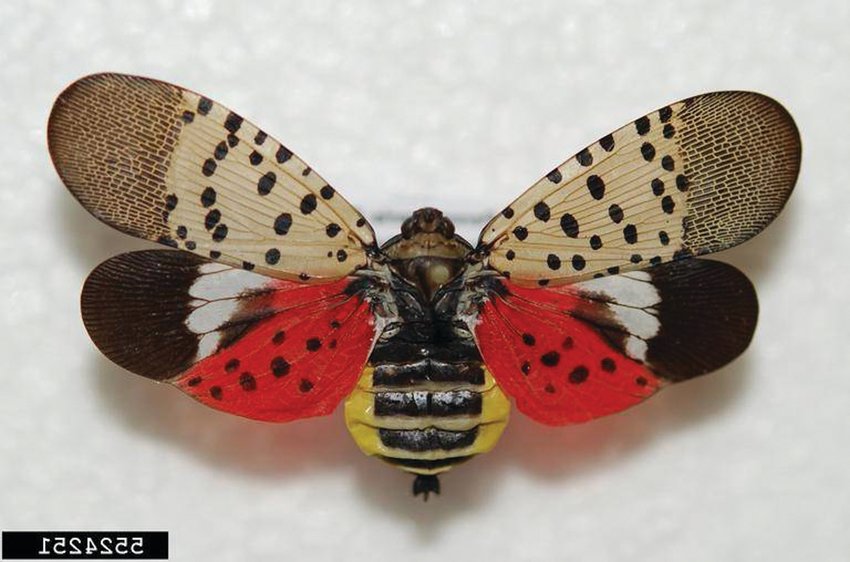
49,74,800,500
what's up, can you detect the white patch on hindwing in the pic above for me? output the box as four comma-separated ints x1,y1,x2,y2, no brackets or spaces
190,263,270,300
186,264,273,360
574,271,661,361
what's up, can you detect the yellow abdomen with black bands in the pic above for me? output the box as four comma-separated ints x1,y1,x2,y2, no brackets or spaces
344,360,510,475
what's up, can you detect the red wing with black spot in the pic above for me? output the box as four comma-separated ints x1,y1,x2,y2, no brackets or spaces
479,92,800,286
471,259,757,425
49,73,375,283
82,250,377,422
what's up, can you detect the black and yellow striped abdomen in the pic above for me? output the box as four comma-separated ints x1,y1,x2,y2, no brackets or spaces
345,358,510,475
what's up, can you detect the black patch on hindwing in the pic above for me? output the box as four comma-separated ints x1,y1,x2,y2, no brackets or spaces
81,250,209,380
644,259,758,380
572,259,758,383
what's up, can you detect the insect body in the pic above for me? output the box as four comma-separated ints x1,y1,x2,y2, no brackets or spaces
345,211,510,496
49,74,801,499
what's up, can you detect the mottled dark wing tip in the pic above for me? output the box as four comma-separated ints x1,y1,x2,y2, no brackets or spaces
48,73,181,241
48,73,137,177
766,92,802,206
679,91,802,254
646,258,759,381
723,90,802,200
81,250,206,381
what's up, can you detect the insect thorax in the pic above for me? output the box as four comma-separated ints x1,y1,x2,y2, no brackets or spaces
380,207,473,301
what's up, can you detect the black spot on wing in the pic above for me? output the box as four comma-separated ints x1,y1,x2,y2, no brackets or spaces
276,146,292,163
560,213,579,238
204,209,221,230
212,224,228,242
326,223,341,237
576,149,593,166
623,224,638,244
274,213,292,235
271,356,290,377
534,201,551,222
571,254,586,270
635,116,650,135
589,235,602,250
201,187,216,207
513,226,528,241
265,248,281,265
202,159,216,177
197,97,213,115
587,175,605,200
641,142,656,161
300,194,317,215
568,366,589,384
652,178,665,196
224,112,243,134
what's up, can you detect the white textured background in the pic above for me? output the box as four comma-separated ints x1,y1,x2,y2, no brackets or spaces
1,1,848,560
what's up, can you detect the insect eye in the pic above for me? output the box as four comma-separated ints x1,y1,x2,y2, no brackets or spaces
440,217,456,239
401,217,415,239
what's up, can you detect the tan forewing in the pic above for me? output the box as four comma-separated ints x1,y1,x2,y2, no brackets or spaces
479,92,800,286
48,73,376,282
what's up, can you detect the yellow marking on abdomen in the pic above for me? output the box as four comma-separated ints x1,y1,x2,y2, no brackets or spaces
344,364,510,475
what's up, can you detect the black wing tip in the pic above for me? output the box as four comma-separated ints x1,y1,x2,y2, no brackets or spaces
80,250,206,382
647,259,759,382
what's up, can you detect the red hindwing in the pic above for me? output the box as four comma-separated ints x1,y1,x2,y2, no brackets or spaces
475,280,661,425
176,278,375,422
81,251,376,423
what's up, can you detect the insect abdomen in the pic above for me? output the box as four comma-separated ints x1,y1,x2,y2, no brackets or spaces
344,359,510,475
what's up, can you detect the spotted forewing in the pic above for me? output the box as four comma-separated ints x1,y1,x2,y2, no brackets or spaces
479,92,800,287
49,73,376,283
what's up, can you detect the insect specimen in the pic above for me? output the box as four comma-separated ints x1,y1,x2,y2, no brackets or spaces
49,74,800,499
